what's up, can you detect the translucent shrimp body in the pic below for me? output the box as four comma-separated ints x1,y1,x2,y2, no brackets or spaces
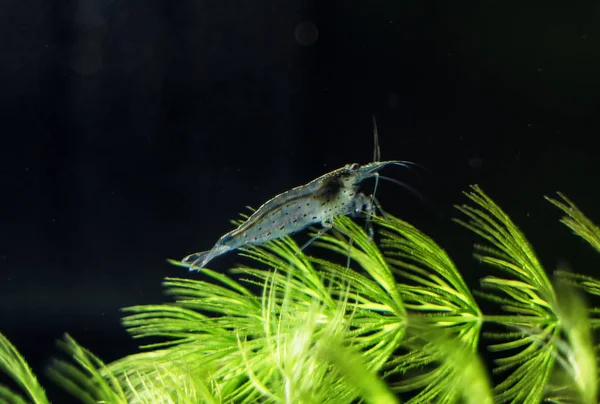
178,160,409,271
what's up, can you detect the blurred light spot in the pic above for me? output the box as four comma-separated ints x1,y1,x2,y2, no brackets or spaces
295,21,318,46
71,40,102,76
469,157,483,169
389,93,400,110
74,0,105,26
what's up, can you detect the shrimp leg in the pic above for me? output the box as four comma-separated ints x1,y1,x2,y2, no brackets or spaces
350,193,376,239
297,221,334,253
345,236,354,270
370,194,387,219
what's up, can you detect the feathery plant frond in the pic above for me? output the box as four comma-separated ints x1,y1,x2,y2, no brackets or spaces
554,270,600,299
455,185,556,309
107,270,263,402
546,192,600,254
372,214,484,403
455,185,599,403
546,192,600,318
319,331,400,404
0,332,49,404
76,228,400,403
311,217,407,371
314,216,406,317
550,280,597,404
235,268,399,403
376,215,481,323
5,186,599,403
543,193,600,402
47,334,127,404
455,185,558,403
400,321,493,404
49,332,222,404
237,229,399,402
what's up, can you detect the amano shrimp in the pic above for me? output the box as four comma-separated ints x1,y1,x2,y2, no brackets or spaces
173,118,416,271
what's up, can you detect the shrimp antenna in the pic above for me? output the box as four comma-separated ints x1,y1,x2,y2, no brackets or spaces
371,115,382,197
379,174,442,217
377,175,426,202
372,114,381,163
381,161,430,184
368,115,382,237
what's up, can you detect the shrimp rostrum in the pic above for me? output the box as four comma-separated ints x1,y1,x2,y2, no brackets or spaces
175,159,414,271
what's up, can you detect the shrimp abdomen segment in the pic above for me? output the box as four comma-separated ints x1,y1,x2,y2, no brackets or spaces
182,243,232,271
229,199,326,247
228,180,357,246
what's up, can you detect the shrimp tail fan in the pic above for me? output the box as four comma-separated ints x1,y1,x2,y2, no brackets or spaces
166,250,212,271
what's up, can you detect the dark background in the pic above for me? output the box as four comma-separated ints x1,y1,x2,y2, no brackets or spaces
2,0,600,401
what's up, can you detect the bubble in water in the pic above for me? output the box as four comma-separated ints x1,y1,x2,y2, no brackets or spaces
74,0,105,26
389,93,400,110
469,157,483,169
295,21,318,46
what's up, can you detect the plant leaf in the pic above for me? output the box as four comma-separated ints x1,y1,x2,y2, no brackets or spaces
456,185,558,403
546,192,600,254
0,332,48,404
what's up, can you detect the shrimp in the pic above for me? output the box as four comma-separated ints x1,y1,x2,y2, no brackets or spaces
173,118,415,271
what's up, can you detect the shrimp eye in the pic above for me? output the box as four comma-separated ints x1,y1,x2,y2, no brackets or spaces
349,163,360,171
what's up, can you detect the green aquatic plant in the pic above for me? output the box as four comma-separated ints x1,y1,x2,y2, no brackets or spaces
0,332,48,404
0,186,599,403
455,188,597,404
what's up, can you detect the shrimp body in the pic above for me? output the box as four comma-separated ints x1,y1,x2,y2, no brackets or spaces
176,116,415,271
178,161,400,271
